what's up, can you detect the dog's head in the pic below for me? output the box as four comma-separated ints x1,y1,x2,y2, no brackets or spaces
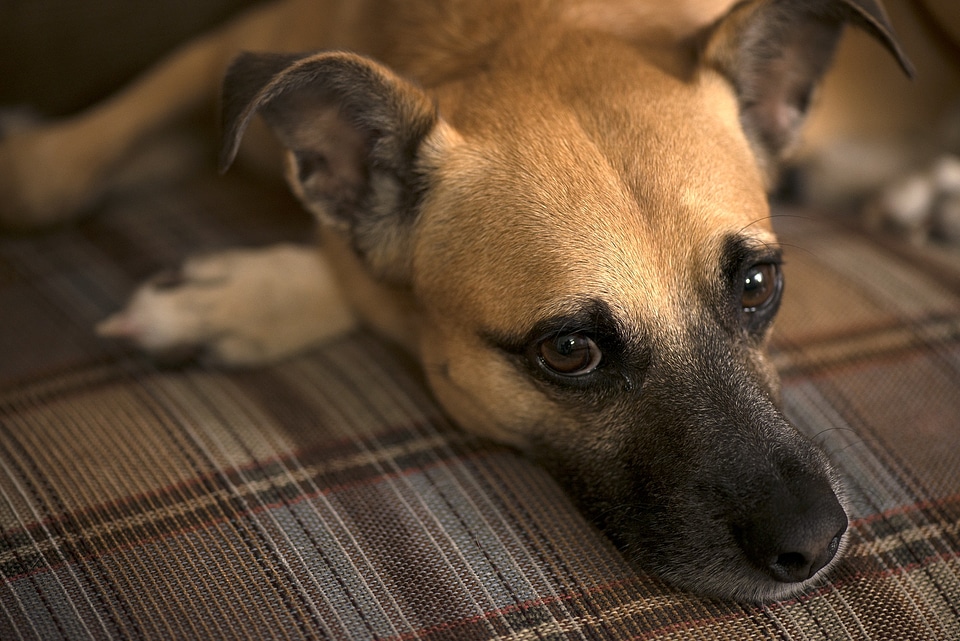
220,0,910,602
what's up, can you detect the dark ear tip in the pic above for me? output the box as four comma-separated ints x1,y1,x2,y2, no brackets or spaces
901,56,917,80
893,45,916,79
868,23,916,78
218,145,238,174
217,115,245,174
218,51,305,175
840,0,915,78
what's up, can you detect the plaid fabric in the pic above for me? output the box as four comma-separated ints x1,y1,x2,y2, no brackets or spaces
1,176,958,640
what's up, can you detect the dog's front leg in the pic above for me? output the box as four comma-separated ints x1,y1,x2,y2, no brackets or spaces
98,244,355,365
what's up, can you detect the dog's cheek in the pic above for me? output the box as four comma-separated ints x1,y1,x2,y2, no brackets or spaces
756,353,783,404
417,329,552,448
744,342,783,405
518,401,660,527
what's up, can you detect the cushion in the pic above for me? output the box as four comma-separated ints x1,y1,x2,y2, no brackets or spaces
1,171,958,639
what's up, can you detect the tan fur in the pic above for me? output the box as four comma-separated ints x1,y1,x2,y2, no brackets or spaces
408,44,772,441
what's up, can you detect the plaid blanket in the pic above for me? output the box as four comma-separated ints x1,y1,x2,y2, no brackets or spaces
1,175,958,640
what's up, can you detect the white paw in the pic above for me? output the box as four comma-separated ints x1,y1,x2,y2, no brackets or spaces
98,245,355,365
866,154,960,245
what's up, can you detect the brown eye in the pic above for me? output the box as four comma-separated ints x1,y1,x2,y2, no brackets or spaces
742,263,781,312
538,334,602,376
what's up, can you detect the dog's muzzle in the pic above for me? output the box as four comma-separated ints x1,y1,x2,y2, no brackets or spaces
528,332,852,602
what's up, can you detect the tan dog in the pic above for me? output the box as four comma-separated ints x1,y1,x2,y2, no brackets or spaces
0,0,911,602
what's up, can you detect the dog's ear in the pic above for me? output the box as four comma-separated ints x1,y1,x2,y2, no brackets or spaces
220,51,443,280
703,0,913,184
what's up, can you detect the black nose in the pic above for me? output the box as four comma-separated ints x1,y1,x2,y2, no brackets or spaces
736,482,848,584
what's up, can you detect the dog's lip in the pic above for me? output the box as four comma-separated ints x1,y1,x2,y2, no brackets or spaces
731,523,850,602
679,556,844,603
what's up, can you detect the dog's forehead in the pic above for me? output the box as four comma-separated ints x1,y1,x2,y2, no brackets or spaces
418,52,774,331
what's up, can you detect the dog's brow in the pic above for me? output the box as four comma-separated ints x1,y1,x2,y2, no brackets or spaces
723,234,783,273
484,298,628,355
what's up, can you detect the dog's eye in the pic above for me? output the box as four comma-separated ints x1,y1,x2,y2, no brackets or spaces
741,263,781,312
538,334,602,376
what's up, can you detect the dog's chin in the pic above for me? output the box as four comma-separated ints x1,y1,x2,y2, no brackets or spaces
659,558,841,604
625,530,850,604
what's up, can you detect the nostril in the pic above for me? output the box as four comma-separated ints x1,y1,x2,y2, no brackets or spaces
771,553,812,583
828,531,843,559
768,524,845,583
737,486,848,584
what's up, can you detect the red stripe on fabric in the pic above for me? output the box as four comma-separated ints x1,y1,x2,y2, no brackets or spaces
851,492,960,527
379,576,645,641
837,550,960,585
1,422,457,538
778,332,960,383
380,547,960,641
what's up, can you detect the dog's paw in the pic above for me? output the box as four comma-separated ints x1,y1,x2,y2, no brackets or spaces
864,154,960,245
98,245,355,365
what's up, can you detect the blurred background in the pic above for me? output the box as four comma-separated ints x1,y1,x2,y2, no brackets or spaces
0,1,263,116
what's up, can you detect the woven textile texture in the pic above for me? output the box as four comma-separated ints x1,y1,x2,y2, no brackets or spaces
0,175,958,640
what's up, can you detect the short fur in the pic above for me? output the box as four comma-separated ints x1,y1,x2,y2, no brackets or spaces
0,0,911,602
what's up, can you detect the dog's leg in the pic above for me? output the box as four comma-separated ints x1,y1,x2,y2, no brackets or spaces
97,244,355,365
0,0,316,229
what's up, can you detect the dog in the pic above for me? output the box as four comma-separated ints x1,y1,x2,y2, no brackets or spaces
0,0,912,602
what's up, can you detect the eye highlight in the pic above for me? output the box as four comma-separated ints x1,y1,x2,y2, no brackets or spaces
741,262,781,312
537,333,602,376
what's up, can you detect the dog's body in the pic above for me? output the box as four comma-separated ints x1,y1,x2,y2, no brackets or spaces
0,0,913,602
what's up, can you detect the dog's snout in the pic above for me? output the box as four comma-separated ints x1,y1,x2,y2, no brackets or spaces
737,481,848,584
